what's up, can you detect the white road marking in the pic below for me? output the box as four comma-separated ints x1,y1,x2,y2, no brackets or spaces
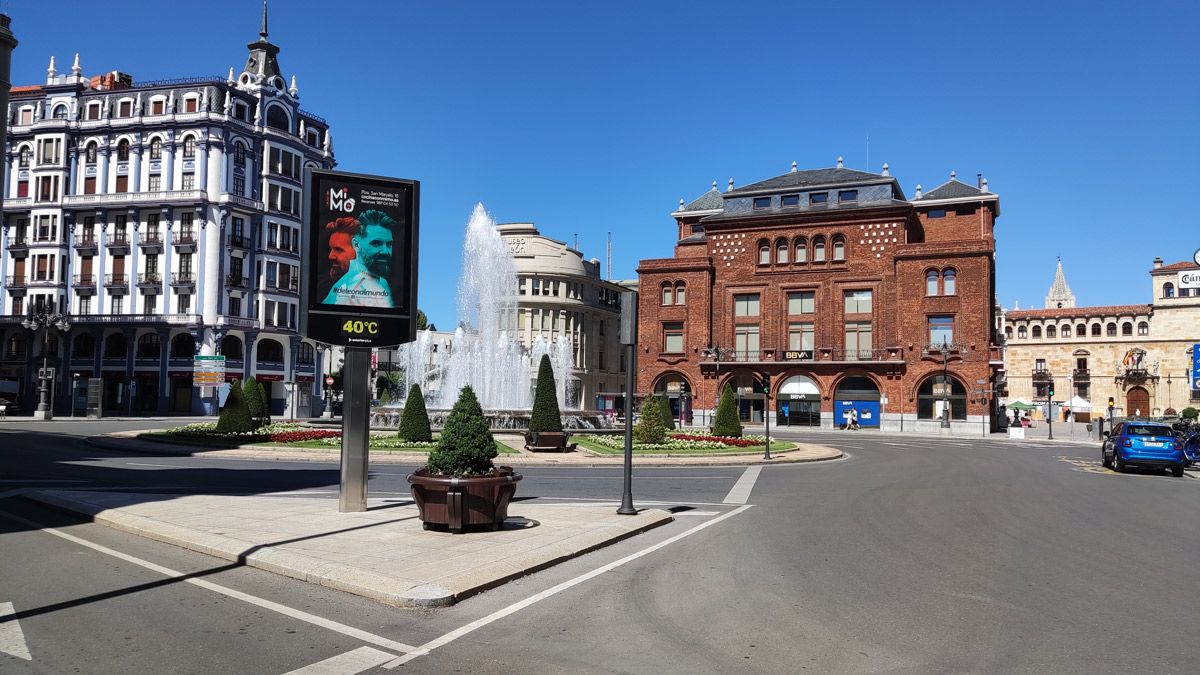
0,507,418,655
722,465,762,505
0,601,32,660
125,462,187,468
383,504,753,668
533,496,733,507
671,510,721,516
284,646,396,674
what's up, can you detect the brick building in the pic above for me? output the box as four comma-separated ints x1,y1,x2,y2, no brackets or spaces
636,160,1004,434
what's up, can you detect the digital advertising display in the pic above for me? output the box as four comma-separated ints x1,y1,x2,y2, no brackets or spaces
300,169,419,348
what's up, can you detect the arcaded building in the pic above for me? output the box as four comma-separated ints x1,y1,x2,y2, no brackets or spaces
636,161,1004,433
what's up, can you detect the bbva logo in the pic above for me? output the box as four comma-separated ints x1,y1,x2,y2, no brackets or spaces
328,187,355,213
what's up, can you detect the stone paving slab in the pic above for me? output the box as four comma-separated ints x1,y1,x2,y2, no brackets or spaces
26,490,673,608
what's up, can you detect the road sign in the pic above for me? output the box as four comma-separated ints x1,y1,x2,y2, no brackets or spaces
325,376,335,386
194,354,226,386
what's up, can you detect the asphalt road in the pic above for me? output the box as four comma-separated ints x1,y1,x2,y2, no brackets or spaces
1,421,1197,674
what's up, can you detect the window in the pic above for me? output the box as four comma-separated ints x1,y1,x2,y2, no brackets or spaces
674,282,686,305
51,104,68,119
832,235,845,261
1163,283,1175,298
663,322,684,353
299,343,315,364
757,242,770,265
1182,287,1193,297
844,321,873,359
917,375,966,420
269,147,302,179
181,173,195,190
234,144,246,164
735,324,760,357
112,296,124,314
776,240,788,264
794,238,807,263
1017,325,1027,339
843,289,872,314
104,333,127,358
266,105,290,131
233,176,245,197
788,322,814,351
151,100,164,116
234,102,248,122
1035,358,1047,372
1061,324,1071,338
149,138,162,160
170,333,195,358
734,294,760,317
1137,321,1148,336
788,291,815,314
928,209,946,218
1092,323,1101,337
1004,326,1012,340
753,196,771,210
86,103,101,120
813,236,826,262
781,194,799,207
18,108,32,125
183,97,198,114
18,146,31,167
943,269,956,295
838,189,858,202
929,316,954,346
810,192,828,205
117,140,130,161
228,296,242,317
178,294,191,314
1046,325,1056,338
1076,323,1086,336
1121,322,1132,336
147,175,161,192
118,100,133,117
182,136,195,158
16,180,28,198
1032,326,1042,339
85,143,97,163
926,270,939,296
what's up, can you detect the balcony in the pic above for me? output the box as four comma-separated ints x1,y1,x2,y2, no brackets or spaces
73,234,98,254
139,230,164,253
137,272,163,292
263,242,300,257
105,274,129,293
5,275,26,292
6,237,28,256
225,274,250,289
28,274,62,287
62,189,205,208
74,274,97,295
266,278,299,295
1032,368,1054,382
698,346,904,366
227,234,251,250
170,272,196,287
1072,368,1090,380
107,233,130,254
172,229,197,252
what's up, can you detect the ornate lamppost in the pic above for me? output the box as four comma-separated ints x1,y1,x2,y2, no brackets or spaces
940,336,952,429
701,346,736,426
23,309,70,420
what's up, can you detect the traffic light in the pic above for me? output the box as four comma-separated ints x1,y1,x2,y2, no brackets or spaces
1108,397,1115,408
1048,382,1055,397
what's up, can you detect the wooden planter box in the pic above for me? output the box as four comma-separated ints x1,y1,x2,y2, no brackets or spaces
407,466,522,533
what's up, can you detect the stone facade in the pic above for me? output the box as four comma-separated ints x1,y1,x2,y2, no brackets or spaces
636,163,1004,434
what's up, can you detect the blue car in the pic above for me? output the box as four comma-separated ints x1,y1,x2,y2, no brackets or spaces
1102,421,1187,477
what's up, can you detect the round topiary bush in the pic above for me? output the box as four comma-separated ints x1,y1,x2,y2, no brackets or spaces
1182,406,1199,421
426,385,497,476
528,354,563,434
634,395,667,444
216,379,253,434
712,384,743,438
398,383,433,442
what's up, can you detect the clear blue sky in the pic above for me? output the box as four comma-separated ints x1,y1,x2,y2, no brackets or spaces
8,1,1198,328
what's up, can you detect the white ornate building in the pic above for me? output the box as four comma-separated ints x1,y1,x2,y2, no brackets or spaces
1,9,334,416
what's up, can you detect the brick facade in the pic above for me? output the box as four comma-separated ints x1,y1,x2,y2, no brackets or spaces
636,165,1003,433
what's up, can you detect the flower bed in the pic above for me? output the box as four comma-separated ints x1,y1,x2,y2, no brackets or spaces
270,430,342,443
583,433,770,452
668,434,761,447
316,435,439,449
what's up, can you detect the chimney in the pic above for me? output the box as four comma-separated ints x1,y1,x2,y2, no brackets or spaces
881,162,890,177
727,178,734,192
914,184,922,199
1153,257,1163,269
981,176,989,192
836,156,844,169
977,173,983,189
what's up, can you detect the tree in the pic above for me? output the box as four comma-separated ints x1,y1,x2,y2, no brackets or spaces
1182,406,1199,421
634,395,667,444
216,380,253,434
426,386,497,476
398,383,433,442
416,309,429,331
712,384,743,437
242,379,265,428
658,393,676,431
528,354,563,434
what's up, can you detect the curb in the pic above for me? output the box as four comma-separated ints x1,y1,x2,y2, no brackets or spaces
23,490,674,607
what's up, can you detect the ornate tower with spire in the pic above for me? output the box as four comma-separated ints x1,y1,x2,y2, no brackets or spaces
1044,257,1076,309
239,0,283,87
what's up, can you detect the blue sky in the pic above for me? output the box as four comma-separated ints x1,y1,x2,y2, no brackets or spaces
8,1,1198,328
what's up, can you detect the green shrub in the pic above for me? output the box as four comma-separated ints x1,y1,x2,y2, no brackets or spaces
634,395,667,444
242,379,265,428
528,354,563,433
398,383,433,442
712,384,743,438
1182,406,1199,421
658,393,676,430
256,380,272,426
426,386,497,476
216,380,253,434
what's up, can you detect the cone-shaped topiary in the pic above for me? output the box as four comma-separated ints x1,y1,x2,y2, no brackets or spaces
242,378,264,428
398,383,433,442
216,379,253,434
634,394,667,444
256,379,272,426
528,354,563,433
658,393,676,430
426,386,498,476
712,384,743,438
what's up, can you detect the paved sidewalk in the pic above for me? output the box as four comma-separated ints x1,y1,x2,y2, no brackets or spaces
26,489,672,608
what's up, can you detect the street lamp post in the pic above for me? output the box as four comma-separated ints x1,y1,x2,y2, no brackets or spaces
940,337,951,429
1166,372,1172,412
23,310,71,421
701,346,736,427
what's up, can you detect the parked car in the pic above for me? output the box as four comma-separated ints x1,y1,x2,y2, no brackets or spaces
1101,421,1187,477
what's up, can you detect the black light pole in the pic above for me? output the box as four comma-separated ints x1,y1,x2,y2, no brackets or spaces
762,372,772,460
940,337,951,429
24,309,70,420
702,346,735,426
1166,372,1172,411
617,290,638,516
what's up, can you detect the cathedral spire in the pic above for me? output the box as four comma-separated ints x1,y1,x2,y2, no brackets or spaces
1044,256,1076,309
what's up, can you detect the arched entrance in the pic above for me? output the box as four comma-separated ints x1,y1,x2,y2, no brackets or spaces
724,371,765,423
916,374,967,421
1126,386,1149,417
776,374,821,427
652,373,693,425
834,376,880,428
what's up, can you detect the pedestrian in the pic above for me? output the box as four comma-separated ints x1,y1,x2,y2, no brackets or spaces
843,407,852,430
849,407,859,431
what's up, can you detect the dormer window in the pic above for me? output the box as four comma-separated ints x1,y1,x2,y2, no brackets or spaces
151,100,164,115
838,189,858,202
118,100,133,118
810,192,828,205
234,102,248,121
86,103,101,120
752,197,771,210
781,194,800,207
183,96,199,114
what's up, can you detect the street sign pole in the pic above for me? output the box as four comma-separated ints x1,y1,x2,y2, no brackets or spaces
617,290,638,516
339,347,372,513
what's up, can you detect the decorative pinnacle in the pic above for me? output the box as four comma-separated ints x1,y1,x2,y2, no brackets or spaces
915,183,923,199
881,162,889,176
791,161,798,172
679,198,685,209
711,180,718,191
836,156,844,169
260,0,269,40
727,178,734,191
228,67,235,84
289,74,298,95
950,169,957,180
71,53,81,76
47,55,56,76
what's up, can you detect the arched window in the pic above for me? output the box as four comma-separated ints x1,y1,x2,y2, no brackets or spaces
917,374,967,420
1046,325,1056,338
220,335,244,360
943,269,956,295
1137,321,1149,336
776,239,789,264
182,136,195,158
813,236,826,262
117,139,130,161
51,104,68,119
926,270,939,296
19,146,32,167
1106,323,1117,337
1032,326,1042,339
6,333,27,359
661,283,673,306
85,142,97,164
170,333,195,358
73,333,95,359
1163,282,1175,298
104,333,127,358
266,105,290,131
257,339,284,364
1017,326,1027,339
137,333,161,359
757,241,770,265
794,238,807,263
149,137,162,160
674,282,686,305
1121,322,1133,336
1060,324,1071,338
298,343,315,365
1091,323,1101,337
1076,324,1086,336
832,235,845,261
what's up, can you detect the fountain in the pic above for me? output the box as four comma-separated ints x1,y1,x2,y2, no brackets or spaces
369,204,612,430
